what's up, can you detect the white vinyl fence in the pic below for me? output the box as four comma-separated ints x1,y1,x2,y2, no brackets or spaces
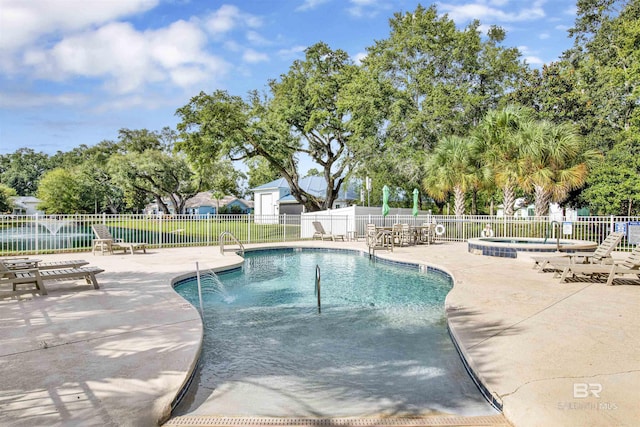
1,213,637,256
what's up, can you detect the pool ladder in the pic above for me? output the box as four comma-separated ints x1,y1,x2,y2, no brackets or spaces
315,265,321,314
219,231,245,257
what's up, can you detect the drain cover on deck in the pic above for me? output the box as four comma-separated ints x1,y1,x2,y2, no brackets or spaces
164,415,510,427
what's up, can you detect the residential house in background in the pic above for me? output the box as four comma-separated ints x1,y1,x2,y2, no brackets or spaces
496,198,583,220
185,193,253,215
251,176,358,223
144,192,252,215
11,196,44,215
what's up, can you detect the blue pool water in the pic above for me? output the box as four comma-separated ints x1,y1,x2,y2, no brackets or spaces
174,249,497,417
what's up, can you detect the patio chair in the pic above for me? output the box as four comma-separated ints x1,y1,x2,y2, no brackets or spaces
559,245,640,286
532,231,624,272
391,223,412,246
418,222,436,245
91,224,147,255
366,223,393,253
311,221,345,241
1,260,104,295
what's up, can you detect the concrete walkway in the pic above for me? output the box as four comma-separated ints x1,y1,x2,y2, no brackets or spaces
0,241,638,426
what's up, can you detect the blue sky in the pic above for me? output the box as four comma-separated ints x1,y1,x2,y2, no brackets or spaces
0,0,578,156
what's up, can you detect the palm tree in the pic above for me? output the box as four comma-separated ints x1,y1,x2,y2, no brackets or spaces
474,105,531,216
519,120,600,216
423,135,476,216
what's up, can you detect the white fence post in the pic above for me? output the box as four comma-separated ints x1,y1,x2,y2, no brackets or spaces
247,214,251,244
610,215,615,234
283,214,287,242
34,213,39,254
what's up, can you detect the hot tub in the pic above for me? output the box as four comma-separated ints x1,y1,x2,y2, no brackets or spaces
467,237,598,258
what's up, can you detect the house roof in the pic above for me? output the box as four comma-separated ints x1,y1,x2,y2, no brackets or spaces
185,192,251,209
10,196,41,209
11,196,41,204
145,192,251,211
251,176,358,201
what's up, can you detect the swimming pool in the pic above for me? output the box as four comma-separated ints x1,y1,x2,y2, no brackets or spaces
173,248,497,418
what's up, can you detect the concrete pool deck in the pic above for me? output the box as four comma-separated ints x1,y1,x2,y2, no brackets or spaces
0,241,638,426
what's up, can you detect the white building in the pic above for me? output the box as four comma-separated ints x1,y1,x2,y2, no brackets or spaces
251,176,358,224
11,196,44,215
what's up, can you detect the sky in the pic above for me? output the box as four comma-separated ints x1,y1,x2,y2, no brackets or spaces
0,0,579,157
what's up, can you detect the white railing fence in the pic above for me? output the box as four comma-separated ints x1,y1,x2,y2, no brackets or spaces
0,213,300,256
1,213,637,255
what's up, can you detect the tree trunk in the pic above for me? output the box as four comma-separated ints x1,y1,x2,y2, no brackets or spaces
155,195,171,214
453,185,465,216
471,189,478,214
534,185,552,217
502,185,515,216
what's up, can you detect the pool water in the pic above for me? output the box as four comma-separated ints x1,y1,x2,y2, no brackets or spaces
174,249,497,417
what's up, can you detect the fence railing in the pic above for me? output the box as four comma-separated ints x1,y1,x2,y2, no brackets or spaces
1,213,637,255
0,213,300,256
304,213,639,252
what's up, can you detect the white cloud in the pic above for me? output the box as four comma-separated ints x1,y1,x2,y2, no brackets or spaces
242,49,269,63
524,55,544,65
203,4,262,35
439,1,546,23
353,51,368,65
539,32,550,39
21,20,229,93
277,45,307,59
518,45,544,65
296,0,331,12
347,0,388,18
0,0,158,52
246,30,271,46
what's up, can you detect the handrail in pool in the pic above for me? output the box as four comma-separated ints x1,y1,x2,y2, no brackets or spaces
544,220,562,251
219,231,245,257
315,264,321,314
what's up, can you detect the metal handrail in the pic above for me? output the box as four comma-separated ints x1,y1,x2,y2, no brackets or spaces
315,264,321,314
219,231,245,257
544,220,562,251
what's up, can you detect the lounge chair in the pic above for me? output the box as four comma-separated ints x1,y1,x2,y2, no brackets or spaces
1,258,89,270
0,260,104,295
559,245,640,286
532,231,624,272
312,221,345,241
91,224,147,255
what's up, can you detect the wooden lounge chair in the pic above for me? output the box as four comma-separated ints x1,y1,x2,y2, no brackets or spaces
0,261,104,295
559,245,640,286
311,221,345,241
91,224,147,255
532,231,624,272
2,258,89,270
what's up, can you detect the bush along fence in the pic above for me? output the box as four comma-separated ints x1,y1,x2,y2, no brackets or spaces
0,213,638,256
